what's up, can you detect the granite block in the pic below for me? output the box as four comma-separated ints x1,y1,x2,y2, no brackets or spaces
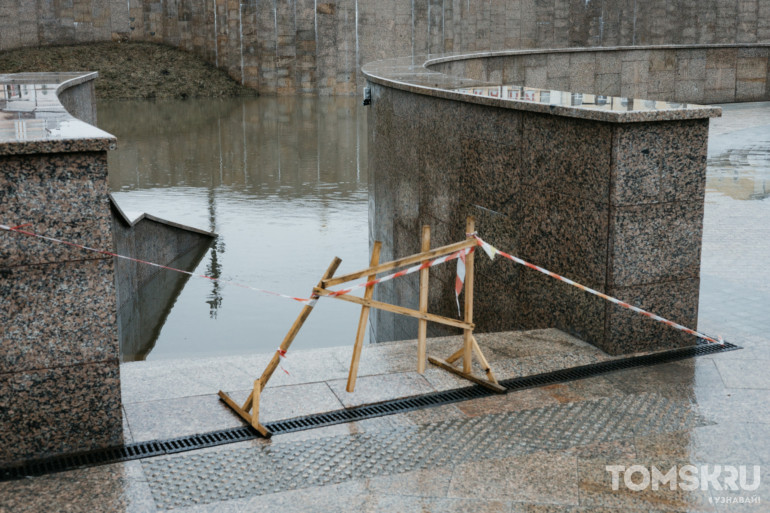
603,278,700,355
705,67,737,92
516,268,607,347
0,360,123,466
0,152,113,268
676,56,707,81
0,258,118,373
517,186,609,286
473,270,521,333
608,201,703,287
706,47,738,69
595,72,621,96
458,137,520,218
466,204,520,285
611,120,708,206
520,112,612,202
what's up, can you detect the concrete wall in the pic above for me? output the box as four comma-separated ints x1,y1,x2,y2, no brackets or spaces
2,0,770,94
430,46,770,104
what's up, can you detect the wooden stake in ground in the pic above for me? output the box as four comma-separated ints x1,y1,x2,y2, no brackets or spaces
417,225,431,374
426,217,505,393
346,241,382,392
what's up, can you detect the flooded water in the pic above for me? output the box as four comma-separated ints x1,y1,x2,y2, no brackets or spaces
98,96,770,362
98,97,369,361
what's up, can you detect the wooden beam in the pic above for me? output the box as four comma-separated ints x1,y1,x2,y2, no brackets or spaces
471,335,499,384
314,287,474,330
322,238,477,288
346,241,382,392
417,226,431,374
463,217,475,374
427,357,506,394
218,391,271,438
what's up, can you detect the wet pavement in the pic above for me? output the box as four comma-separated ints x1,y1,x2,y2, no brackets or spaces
2,103,770,512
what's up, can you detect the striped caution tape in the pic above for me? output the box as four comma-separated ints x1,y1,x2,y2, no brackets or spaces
0,223,319,306
472,235,723,345
1,221,724,345
325,247,475,297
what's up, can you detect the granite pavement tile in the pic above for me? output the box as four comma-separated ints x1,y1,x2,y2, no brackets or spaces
362,495,512,513
326,371,436,408
0,461,156,513
447,450,579,505
455,387,561,417
242,479,370,513
713,358,770,389
225,381,344,423
123,394,247,443
365,466,453,497
633,422,764,466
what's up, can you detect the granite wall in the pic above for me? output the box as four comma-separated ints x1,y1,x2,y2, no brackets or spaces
0,74,122,466
0,150,122,466
430,46,770,104
368,84,708,355
1,0,770,94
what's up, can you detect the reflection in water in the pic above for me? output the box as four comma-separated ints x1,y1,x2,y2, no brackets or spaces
98,97,368,361
707,145,770,201
455,85,698,113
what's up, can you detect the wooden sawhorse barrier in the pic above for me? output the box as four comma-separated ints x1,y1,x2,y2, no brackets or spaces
219,217,504,437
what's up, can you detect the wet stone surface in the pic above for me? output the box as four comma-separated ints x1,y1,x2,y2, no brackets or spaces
142,392,709,510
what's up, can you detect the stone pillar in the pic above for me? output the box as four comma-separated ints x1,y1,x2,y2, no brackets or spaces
0,73,122,466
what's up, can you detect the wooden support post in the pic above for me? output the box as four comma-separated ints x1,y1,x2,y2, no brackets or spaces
252,379,263,431
417,226,431,374
425,216,505,394
346,241,382,392
471,335,499,384
463,217,475,374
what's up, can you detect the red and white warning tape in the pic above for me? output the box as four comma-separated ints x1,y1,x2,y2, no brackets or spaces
325,247,475,297
0,223,318,306
1,221,722,345
471,235,723,345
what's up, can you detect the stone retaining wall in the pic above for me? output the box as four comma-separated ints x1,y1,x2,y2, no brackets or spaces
2,0,769,95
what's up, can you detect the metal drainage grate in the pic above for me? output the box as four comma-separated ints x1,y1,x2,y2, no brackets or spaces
0,339,739,481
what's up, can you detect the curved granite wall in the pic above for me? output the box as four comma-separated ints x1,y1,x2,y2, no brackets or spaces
363,53,720,355
1,0,769,94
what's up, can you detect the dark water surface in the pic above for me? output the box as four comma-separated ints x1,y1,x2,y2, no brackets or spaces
98,97,369,361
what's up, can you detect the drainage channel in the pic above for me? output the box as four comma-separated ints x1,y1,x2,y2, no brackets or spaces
0,339,739,481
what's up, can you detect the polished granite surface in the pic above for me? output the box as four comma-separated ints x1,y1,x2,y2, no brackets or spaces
455,85,705,115
0,72,115,155
362,53,723,122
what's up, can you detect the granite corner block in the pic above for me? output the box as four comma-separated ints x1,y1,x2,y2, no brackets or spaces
1,258,119,374
0,151,113,268
610,120,708,206
607,201,704,288
602,278,700,355
515,269,607,349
